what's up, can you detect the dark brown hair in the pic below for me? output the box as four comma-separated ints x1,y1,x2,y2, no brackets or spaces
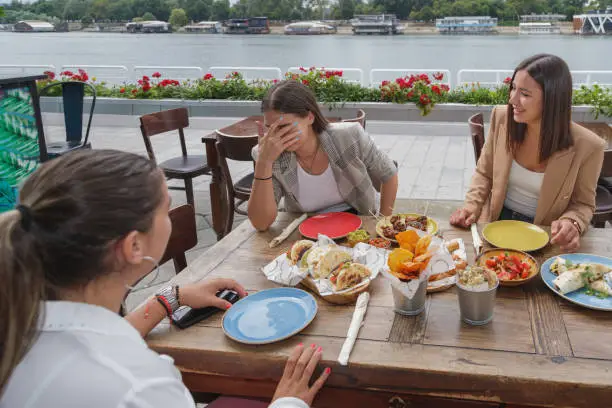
0,149,164,393
262,80,329,135
506,54,574,162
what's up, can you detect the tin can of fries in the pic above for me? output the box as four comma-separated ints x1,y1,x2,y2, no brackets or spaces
391,279,427,316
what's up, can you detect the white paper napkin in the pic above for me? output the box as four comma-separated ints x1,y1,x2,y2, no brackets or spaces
337,292,370,366
269,213,308,248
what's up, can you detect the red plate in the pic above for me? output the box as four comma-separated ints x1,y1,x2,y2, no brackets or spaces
298,212,362,240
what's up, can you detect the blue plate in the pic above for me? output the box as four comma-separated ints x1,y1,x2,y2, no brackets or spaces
222,287,318,344
541,253,612,311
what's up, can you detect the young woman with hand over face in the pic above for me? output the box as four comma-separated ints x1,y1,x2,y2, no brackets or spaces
0,149,329,408
450,54,605,252
248,80,399,231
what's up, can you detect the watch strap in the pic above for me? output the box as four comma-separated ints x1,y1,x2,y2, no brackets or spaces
155,286,180,316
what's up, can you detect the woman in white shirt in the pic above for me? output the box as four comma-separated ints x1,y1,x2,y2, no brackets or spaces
0,149,330,407
248,80,399,231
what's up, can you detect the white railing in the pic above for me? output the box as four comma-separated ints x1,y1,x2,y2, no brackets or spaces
457,69,514,88
0,64,55,77
370,69,452,88
570,70,612,88
133,66,203,82
209,66,282,82
60,65,129,84
287,67,364,85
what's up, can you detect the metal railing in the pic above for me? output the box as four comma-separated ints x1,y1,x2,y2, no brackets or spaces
60,65,129,84
370,69,452,88
287,67,364,85
208,66,283,82
0,64,56,77
133,65,203,82
570,70,612,88
456,69,514,88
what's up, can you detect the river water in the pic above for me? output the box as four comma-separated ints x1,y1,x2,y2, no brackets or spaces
2,32,611,83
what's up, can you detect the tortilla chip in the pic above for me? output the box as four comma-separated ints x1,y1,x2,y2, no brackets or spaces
396,230,420,252
388,248,414,273
415,235,432,257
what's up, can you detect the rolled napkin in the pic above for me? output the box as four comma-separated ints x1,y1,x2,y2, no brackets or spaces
269,213,308,248
337,292,370,366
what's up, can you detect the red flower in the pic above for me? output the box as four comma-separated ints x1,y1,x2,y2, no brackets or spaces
302,79,310,85
273,79,279,84
132,89,137,94
60,70,74,77
142,75,150,82
309,66,316,71
120,88,125,93
503,77,512,85
381,80,390,87
419,73,431,85
152,72,161,78
78,69,89,82
137,80,143,85
433,72,444,81
171,80,179,86
43,71,55,80
441,84,450,92
419,94,431,105
407,91,414,99
431,85,441,96
299,67,307,72
203,73,213,80
142,83,151,92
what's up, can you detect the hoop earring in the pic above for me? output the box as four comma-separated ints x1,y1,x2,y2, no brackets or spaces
124,256,161,292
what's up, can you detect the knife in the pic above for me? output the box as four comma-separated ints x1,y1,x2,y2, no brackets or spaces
471,223,483,258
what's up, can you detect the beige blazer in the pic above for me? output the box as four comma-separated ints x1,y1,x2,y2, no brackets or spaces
464,106,606,232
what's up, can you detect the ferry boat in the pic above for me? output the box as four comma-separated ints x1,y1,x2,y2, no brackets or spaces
224,17,270,34
284,21,337,35
126,20,171,33
573,8,612,35
351,14,403,35
436,16,497,34
519,14,564,34
184,21,222,33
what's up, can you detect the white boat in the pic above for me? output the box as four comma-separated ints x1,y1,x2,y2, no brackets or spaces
284,21,336,35
126,20,171,33
519,14,564,34
184,21,222,33
436,16,497,34
352,14,403,35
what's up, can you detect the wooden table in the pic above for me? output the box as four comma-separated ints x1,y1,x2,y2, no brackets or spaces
201,115,343,241
147,200,612,408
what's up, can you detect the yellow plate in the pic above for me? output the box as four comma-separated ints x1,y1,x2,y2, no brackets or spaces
376,213,438,243
482,220,549,252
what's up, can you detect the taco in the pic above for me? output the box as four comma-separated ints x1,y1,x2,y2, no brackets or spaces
330,262,372,291
287,240,314,265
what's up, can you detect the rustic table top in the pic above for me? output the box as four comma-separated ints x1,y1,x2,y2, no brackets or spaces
147,199,612,407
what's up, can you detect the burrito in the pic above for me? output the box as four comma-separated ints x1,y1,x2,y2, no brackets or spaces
553,263,610,295
588,279,612,297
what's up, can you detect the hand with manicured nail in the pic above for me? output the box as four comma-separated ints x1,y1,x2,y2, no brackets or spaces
450,207,476,228
255,117,302,165
178,278,247,310
550,218,580,252
272,343,331,406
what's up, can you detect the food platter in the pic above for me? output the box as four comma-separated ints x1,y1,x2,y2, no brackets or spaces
375,213,439,243
476,248,539,287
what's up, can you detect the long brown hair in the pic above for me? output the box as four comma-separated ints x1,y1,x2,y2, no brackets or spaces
506,54,574,162
0,149,164,392
262,80,329,134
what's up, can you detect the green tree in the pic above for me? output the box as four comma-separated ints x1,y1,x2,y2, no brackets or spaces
90,0,110,20
169,7,187,26
211,0,230,20
0,6,4,17
108,0,135,21
142,11,157,20
338,0,355,18
187,0,212,21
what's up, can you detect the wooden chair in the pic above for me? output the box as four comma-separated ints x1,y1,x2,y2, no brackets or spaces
577,122,612,148
215,129,259,237
342,109,366,129
160,204,198,273
592,150,612,228
468,112,485,165
139,108,210,207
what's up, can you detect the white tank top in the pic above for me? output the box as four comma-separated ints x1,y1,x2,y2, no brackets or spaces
296,164,351,213
504,160,545,218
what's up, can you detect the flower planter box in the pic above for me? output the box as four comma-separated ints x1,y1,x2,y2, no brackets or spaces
40,96,610,124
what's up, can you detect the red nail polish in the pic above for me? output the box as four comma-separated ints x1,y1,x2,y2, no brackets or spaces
317,346,322,352
298,342,303,347
325,367,331,374
226,304,232,309
310,343,316,349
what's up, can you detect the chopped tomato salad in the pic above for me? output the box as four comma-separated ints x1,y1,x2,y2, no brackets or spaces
484,253,532,280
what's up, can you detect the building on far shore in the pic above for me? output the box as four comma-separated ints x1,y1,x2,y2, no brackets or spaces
435,16,497,34
573,8,612,35
184,21,222,33
13,20,55,32
519,14,564,34
126,20,171,33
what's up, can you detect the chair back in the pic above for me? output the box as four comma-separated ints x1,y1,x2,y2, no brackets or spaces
139,108,190,163
215,129,259,162
342,109,366,129
468,113,485,164
38,81,96,145
601,150,612,178
160,204,198,273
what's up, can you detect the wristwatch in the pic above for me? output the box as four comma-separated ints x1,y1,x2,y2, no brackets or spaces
155,286,180,316
562,217,582,235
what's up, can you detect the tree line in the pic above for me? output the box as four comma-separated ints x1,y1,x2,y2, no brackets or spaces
1,0,609,26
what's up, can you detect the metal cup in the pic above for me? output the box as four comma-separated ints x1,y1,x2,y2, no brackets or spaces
391,280,427,316
456,279,499,325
